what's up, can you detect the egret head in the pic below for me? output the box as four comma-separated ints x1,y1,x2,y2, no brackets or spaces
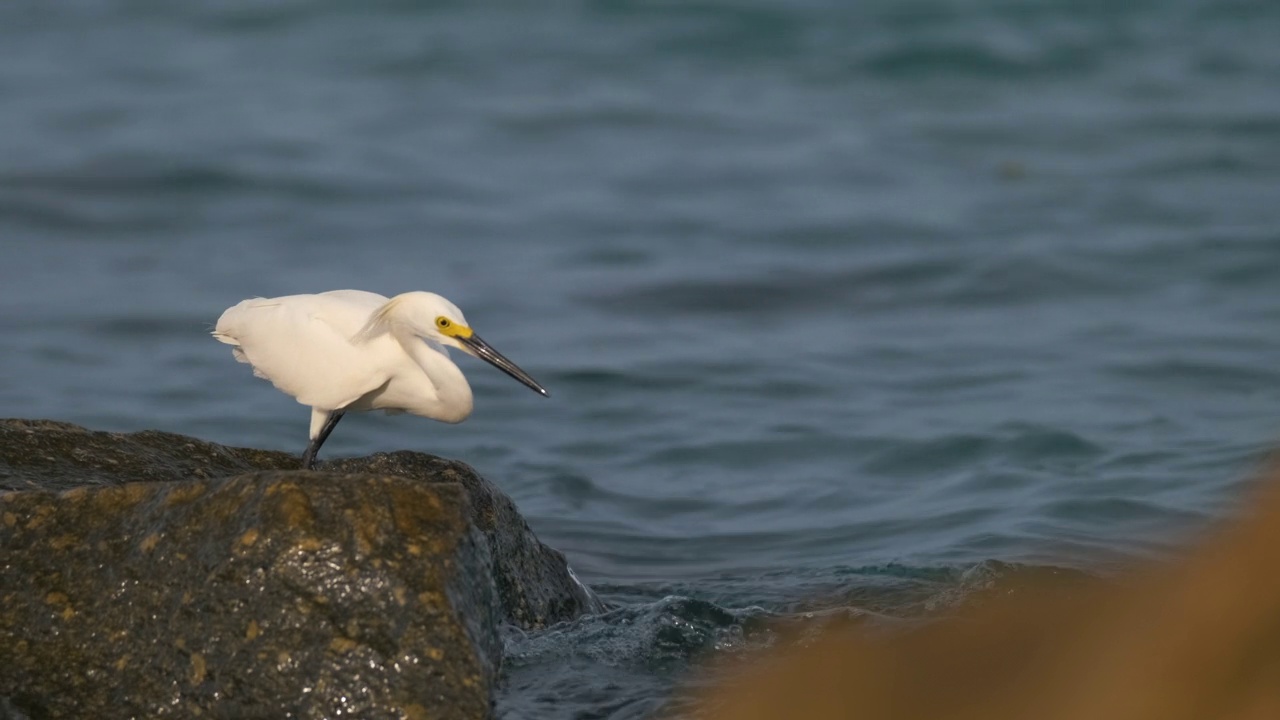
393,292,469,342
395,292,549,397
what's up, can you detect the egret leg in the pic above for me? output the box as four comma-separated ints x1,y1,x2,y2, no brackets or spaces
301,410,345,470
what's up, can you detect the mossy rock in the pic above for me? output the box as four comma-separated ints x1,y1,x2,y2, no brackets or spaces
0,419,603,719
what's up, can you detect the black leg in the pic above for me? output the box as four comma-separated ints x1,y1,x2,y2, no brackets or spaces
301,410,345,470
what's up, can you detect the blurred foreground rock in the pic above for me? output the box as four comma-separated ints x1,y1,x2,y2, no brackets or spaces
0,419,601,720
696,477,1280,720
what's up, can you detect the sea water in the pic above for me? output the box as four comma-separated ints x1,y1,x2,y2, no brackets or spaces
3,1,1280,716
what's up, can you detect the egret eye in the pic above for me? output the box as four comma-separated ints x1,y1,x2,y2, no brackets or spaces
437,317,451,329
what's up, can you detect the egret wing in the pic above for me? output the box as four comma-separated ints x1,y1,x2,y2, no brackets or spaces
214,292,392,410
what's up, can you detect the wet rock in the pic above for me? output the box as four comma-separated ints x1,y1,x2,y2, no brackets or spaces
0,419,603,719
1,472,494,719
0,419,601,627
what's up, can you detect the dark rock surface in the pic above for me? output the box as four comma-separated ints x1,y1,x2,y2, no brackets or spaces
0,419,602,628
0,419,603,719
2,472,496,719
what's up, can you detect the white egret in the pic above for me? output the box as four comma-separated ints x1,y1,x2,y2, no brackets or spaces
212,290,548,468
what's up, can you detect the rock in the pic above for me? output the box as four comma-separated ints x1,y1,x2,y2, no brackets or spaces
2,472,494,719
319,453,603,630
0,419,602,628
0,419,603,719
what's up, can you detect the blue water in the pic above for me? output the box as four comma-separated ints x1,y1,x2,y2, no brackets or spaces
4,1,1280,716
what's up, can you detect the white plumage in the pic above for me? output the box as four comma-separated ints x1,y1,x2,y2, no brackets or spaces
213,290,548,468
